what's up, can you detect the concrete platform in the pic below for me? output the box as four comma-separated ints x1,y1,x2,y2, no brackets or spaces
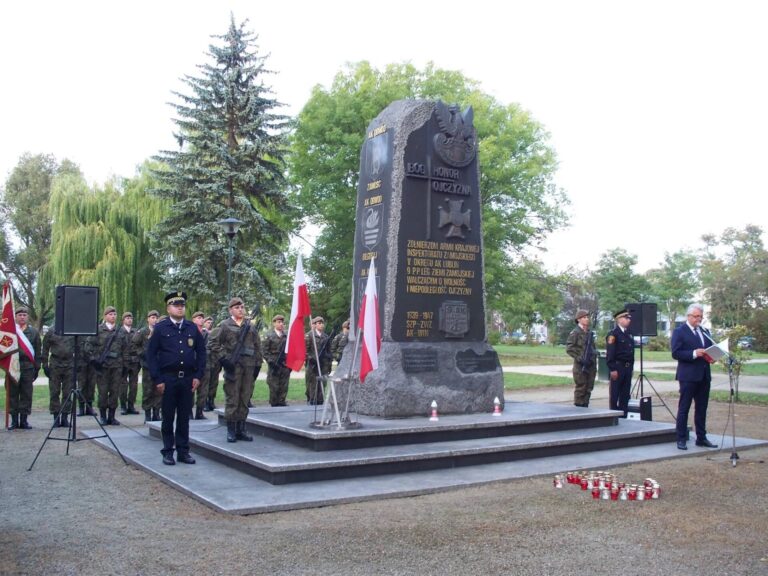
82,402,768,514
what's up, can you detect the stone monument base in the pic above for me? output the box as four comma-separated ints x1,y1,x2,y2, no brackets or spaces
335,340,504,418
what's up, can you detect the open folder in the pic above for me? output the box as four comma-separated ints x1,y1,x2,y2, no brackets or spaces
702,338,729,364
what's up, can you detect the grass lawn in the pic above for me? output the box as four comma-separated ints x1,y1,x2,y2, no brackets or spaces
502,372,573,389
712,362,768,376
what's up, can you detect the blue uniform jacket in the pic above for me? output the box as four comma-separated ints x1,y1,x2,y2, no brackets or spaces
671,323,712,383
146,317,206,383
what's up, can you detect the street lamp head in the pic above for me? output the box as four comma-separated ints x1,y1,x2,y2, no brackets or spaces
217,217,244,240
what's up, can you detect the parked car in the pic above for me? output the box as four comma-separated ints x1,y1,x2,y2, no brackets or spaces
737,336,755,350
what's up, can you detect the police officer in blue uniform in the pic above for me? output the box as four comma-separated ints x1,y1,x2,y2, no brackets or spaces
605,308,635,416
146,291,206,466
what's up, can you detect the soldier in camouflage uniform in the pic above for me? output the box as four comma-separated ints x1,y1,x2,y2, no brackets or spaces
208,297,262,442
119,311,140,415
85,306,126,425
205,321,222,411
262,314,291,407
132,310,161,422
7,307,41,430
305,316,333,405
330,319,350,367
191,311,210,419
77,337,97,416
42,330,76,428
566,309,598,407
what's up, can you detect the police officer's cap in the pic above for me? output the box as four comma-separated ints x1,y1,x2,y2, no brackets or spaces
342,319,350,329
192,311,205,319
272,314,285,323
104,305,117,315
312,316,325,325
574,309,589,323
165,291,187,305
122,311,133,320
613,309,631,320
147,310,159,318
228,297,244,308
15,306,28,315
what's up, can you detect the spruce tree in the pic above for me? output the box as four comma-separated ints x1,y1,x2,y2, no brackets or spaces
152,16,293,311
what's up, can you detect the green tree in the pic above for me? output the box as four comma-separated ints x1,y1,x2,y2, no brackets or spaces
37,163,168,321
645,249,699,333
592,248,652,317
0,153,80,325
700,224,768,327
289,61,567,321
556,268,598,344
152,16,295,311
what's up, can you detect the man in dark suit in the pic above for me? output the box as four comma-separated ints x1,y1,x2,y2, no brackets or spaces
671,303,717,450
146,291,207,465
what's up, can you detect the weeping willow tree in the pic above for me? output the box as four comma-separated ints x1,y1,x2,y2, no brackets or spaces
37,162,168,321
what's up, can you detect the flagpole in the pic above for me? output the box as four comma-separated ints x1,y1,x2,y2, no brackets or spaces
342,326,363,422
4,373,9,430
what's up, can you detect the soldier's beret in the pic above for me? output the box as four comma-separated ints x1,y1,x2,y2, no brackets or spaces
104,306,116,315
15,306,28,314
613,309,631,320
192,311,205,319
122,311,133,320
165,291,187,305
312,316,325,324
147,310,159,318
342,320,350,329
574,309,589,323
228,297,244,308
272,314,285,322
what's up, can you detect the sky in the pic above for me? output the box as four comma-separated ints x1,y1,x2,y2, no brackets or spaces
1,0,766,274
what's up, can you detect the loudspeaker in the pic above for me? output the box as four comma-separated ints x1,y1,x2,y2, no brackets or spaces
55,285,100,336
624,302,658,337
626,396,652,421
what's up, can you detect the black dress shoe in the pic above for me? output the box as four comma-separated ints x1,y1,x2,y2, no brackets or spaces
162,453,176,465
677,440,688,450
177,453,196,464
695,438,718,448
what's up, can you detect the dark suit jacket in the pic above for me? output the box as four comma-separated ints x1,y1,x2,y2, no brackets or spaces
671,323,712,383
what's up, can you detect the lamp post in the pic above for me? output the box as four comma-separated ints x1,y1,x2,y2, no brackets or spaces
217,217,243,303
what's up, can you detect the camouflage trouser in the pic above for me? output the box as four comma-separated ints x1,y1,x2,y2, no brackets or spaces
97,366,122,410
305,363,330,404
223,363,255,421
573,363,597,406
120,365,140,407
77,362,97,406
267,365,291,406
141,368,162,411
7,367,35,415
194,368,210,408
208,366,221,403
49,364,74,415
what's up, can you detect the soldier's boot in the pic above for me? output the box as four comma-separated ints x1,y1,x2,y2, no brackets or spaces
8,413,19,430
120,400,128,415
226,421,237,443
53,414,60,427
145,409,152,423
85,403,96,416
19,414,32,429
108,408,120,426
203,398,213,412
194,406,207,420
99,408,109,426
78,402,86,416
209,399,217,410
152,407,161,421
127,403,139,415
235,421,253,442
247,400,254,408
59,413,69,428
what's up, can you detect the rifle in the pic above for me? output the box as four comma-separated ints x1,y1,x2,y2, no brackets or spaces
268,335,288,377
221,320,251,381
579,330,596,373
92,328,119,371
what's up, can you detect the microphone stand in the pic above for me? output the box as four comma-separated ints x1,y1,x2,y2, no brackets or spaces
701,329,740,467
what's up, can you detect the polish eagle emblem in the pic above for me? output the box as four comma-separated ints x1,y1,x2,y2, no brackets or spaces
433,101,478,168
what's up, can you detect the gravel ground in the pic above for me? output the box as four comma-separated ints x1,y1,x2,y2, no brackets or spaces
1,391,767,576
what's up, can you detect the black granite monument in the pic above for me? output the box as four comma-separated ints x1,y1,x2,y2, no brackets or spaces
337,99,504,417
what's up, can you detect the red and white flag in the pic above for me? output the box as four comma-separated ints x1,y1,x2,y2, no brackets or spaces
358,258,381,382
284,254,312,372
0,282,21,383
